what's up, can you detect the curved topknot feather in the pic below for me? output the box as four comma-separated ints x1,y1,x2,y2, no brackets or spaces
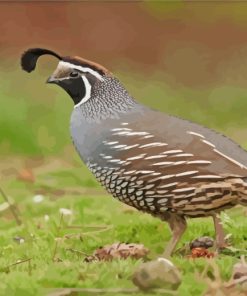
21,48,62,73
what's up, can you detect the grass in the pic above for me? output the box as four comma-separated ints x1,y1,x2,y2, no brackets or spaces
0,157,246,296
1,64,247,295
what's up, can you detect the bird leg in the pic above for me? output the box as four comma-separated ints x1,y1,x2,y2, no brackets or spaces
213,214,227,250
162,215,187,258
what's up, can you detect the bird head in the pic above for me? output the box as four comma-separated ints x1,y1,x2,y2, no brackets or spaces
21,48,111,107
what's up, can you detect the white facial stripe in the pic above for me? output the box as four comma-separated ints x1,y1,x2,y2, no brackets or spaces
58,61,104,81
74,75,92,108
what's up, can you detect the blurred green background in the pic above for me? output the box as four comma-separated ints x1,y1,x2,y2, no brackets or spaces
1,1,247,157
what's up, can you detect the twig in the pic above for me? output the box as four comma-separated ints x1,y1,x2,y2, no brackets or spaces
224,275,247,288
0,186,22,225
66,225,110,230
52,214,64,262
3,258,32,272
65,248,89,257
28,257,32,276
65,226,113,238
46,287,178,296
64,232,100,242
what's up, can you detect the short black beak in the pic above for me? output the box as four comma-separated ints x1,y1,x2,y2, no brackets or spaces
46,76,57,84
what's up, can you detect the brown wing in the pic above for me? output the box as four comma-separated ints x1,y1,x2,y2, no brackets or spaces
96,123,247,217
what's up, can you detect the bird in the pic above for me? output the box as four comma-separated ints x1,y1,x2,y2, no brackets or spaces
21,48,247,257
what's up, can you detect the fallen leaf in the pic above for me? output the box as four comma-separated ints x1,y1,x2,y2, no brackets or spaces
17,169,35,183
85,242,149,262
188,247,215,259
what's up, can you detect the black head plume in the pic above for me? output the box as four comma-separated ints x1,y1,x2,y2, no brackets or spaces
21,48,62,73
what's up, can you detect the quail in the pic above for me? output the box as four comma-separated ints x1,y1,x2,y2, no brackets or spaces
21,48,247,257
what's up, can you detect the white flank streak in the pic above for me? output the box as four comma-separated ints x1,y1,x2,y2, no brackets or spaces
142,135,154,139
108,159,122,163
121,122,129,125
173,153,194,157
192,175,223,179
162,150,183,154
173,187,196,193
152,161,174,166
145,155,168,160
187,160,211,164
173,161,187,165
159,174,175,180
103,156,112,159
138,170,155,174
74,76,92,108
111,128,132,131
152,161,186,166
176,171,198,177
202,139,216,148
112,131,130,135
127,154,146,161
103,141,118,145
158,182,178,188
122,144,139,150
112,145,127,149
187,131,205,138
59,61,104,81
123,170,136,175
151,172,161,176
213,149,246,169
143,184,155,189
113,131,149,136
139,142,168,148
126,132,150,136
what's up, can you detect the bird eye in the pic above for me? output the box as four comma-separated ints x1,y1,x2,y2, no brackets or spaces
70,71,79,78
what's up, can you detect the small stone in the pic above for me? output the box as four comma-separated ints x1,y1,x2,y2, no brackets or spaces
33,195,44,203
13,236,25,244
190,236,214,250
132,257,181,291
44,214,50,221
59,208,73,216
232,256,247,280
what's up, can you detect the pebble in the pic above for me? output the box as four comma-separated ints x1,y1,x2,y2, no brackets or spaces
132,257,181,290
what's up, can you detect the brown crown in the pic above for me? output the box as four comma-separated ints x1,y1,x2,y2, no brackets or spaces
63,56,111,76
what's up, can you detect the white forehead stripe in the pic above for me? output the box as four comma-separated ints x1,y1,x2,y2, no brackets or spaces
58,61,104,81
